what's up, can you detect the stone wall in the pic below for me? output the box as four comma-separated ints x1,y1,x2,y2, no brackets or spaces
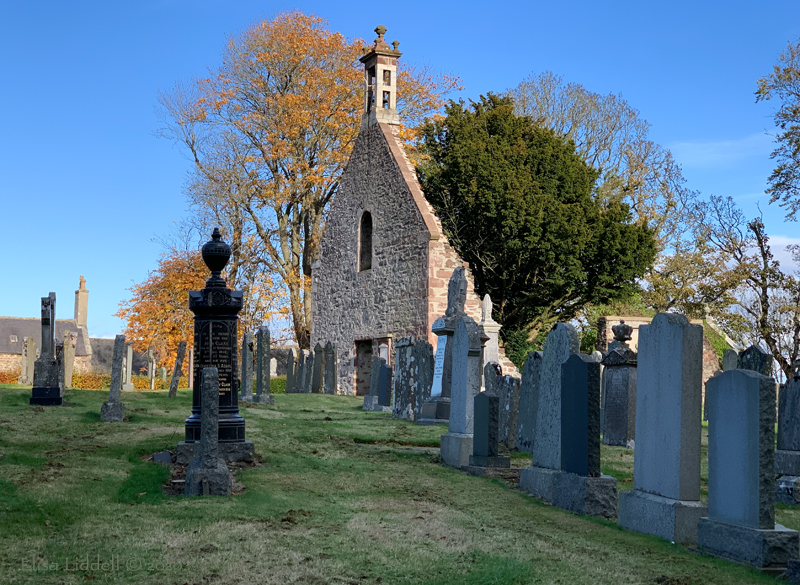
0,353,21,372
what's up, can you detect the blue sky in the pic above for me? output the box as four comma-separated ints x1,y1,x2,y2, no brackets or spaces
1,1,798,338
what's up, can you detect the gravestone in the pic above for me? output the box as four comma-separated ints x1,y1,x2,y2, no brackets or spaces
601,321,637,448
550,354,617,518
63,331,77,390
378,363,393,408
30,293,61,406
302,350,314,393
485,363,520,452
168,341,187,398
618,313,707,544
122,344,134,391
440,318,485,467
18,337,36,385
698,369,798,568
738,345,773,376
412,340,434,420
723,349,739,371
516,351,542,453
253,326,274,405
240,332,254,402
187,347,195,389
312,342,324,393
184,367,233,496
147,349,155,390
392,337,414,419
323,342,337,394
520,323,579,501
178,229,253,465
270,357,277,378
285,349,296,393
158,367,167,382
480,294,502,378
294,350,306,394
777,376,800,504
363,357,386,411
468,391,509,469
101,335,126,422
55,341,65,396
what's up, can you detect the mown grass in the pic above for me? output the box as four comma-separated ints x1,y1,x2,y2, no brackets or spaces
0,383,790,584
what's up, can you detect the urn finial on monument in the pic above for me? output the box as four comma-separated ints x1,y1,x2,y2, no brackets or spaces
202,228,231,288
612,320,633,346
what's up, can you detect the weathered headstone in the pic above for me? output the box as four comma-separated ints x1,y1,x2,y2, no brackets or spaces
168,341,187,398
698,369,798,568
480,294,502,380
63,331,77,390
363,356,386,411
738,345,773,376
550,354,617,518
516,351,542,453
285,349,296,393
187,347,195,389
56,340,65,396
468,391,510,469
101,335,126,422
484,363,520,452
378,363,393,407
158,366,167,382
520,323,579,501
294,350,307,393
178,229,253,465
312,342,324,393
253,326,274,405
618,313,707,544
270,357,277,378
393,337,414,419
440,318,485,467
412,340,434,420
30,293,61,406
302,350,314,393
122,344,134,391
323,342,337,394
18,337,36,385
601,321,637,448
777,376,800,504
240,332,254,402
147,348,155,390
185,367,233,496
723,349,739,371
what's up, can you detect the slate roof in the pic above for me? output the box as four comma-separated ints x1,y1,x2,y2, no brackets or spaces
89,338,149,375
0,317,89,355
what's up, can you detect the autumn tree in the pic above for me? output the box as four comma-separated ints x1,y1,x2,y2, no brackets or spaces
756,38,800,220
417,94,657,340
158,12,460,348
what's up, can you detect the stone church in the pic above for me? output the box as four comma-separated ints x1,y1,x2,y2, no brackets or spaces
311,26,515,395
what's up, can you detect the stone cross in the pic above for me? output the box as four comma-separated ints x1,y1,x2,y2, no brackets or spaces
323,342,337,394
240,332,254,402
618,313,706,545
444,267,467,318
253,327,274,405
168,341,187,398
312,342,324,393
101,334,126,422
285,349,296,393
184,367,233,496
30,293,61,406
516,351,542,453
122,344,134,391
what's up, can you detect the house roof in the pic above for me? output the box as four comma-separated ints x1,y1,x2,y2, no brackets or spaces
0,317,89,355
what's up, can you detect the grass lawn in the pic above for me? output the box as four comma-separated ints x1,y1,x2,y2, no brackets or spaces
0,383,795,584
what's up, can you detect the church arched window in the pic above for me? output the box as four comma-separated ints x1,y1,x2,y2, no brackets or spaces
359,211,373,272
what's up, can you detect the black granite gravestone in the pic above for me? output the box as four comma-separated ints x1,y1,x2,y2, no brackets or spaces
378,364,393,407
469,391,510,468
30,293,61,406
738,345,773,377
561,353,602,477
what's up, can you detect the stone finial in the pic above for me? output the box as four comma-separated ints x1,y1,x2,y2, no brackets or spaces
201,228,231,288
612,320,633,344
445,267,468,318
481,294,496,324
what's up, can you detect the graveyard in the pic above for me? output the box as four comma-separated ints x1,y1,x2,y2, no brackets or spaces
0,382,792,585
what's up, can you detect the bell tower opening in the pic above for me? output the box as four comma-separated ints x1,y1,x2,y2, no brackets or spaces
360,25,401,129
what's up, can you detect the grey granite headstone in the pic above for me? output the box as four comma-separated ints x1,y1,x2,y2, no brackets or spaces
295,351,307,394
516,351,542,453
285,349,296,393
364,357,386,411
63,331,76,390
497,374,520,452
618,313,707,544
601,344,637,447
723,349,739,371
378,364,393,407
253,327,273,405
18,337,36,385
469,391,509,468
301,350,313,393
168,341,187,398
698,369,798,568
122,344,134,391
56,341,65,396
412,340,434,420
312,342,324,393
101,335,126,422
185,367,233,496
240,332,254,402
323,342,337,394
738,345,773,376
393,338,414,419
776,377,800,504
30,293,61,406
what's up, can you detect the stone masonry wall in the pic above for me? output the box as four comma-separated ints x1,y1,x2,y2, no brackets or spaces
0,353,22,372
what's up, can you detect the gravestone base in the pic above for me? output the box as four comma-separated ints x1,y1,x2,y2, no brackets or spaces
618,489,707,544
416,399,450,426
520,466,559,502
176,440,255,465
777,451,800,476
777,476,800,506
184,459,232,496
363,396,379,410
551,471,618,518
697,517,799,569
122,383,134,392
468,455,510,468
252,394,274,406
240,394,253,403
30,387,62,406
440,433,473,468
100,402,125,422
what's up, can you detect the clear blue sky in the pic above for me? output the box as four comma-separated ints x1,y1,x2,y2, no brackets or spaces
1,1,798,338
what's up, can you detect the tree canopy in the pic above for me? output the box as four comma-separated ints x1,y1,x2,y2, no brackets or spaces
417,94,657,338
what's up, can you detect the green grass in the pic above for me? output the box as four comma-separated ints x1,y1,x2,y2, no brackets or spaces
0,383,785,584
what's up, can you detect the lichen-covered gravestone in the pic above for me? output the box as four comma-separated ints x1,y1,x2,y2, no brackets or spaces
393,337,414,419
101,335,126,422
516,351,542,454
185,367,233,496
323,342,337,395
618,313,706,544
699,369,798,568
412,340,434,420
520,323,579,501
253,327,274,405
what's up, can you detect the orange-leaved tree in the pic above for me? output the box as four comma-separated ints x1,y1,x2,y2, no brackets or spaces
157,11,460,348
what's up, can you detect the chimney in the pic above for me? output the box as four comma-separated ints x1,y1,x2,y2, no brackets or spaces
74,275,88,329
360,25,402,129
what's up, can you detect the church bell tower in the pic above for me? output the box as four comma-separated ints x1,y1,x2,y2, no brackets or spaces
360,25,402,129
